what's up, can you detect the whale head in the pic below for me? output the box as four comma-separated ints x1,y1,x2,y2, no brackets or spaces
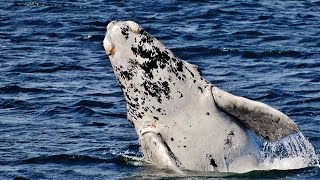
103,20,204,126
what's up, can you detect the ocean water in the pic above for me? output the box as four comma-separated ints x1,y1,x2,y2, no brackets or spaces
0,0,319,179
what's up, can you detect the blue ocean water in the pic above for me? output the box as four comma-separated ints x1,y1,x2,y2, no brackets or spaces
0,0,319,179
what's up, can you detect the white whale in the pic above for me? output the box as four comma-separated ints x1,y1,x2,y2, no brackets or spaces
103,20,316,173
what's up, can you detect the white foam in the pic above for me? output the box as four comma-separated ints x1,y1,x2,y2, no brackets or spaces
260,132,319,170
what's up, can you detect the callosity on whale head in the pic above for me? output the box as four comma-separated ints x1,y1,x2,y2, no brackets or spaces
103,20,316,173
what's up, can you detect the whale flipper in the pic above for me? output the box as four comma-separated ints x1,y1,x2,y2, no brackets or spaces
212,87,299,141
140,132,183,173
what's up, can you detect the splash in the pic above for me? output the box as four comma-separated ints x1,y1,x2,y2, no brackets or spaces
260,132,319,170
109,148,145,166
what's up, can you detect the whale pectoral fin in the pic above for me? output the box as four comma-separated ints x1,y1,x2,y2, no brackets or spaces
140,132,183,173
212,87,299,141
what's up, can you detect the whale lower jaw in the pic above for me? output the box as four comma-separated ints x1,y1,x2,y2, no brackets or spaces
140,131,184,173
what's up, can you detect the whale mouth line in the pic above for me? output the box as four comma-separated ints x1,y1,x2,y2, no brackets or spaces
141,128,159,136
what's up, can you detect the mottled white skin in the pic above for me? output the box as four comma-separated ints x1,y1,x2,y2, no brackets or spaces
103,21,300,173
212,88,299,141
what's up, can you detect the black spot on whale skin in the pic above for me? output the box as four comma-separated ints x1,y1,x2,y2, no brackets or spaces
228,130,234,136
143,106,149,112
206,154,218,168
131,32,187,82
140,29,154,44
186,66,195,78
125,92,132,101
132,44,172,79
161,81,170,96
137,113,143,119
140,55,158,78
142,80,171,104
167,59,186,81
133,88,139,93
153,116,159,121
210,159,218,168
142,81,158,99
131,45,151,59
121,27,129,39
225,130,235,146
128,106,143,123
198,87,203,93
224,137,232,146
128,59,140,70
119,70,133,80
127,101,139,110
176,61,183,72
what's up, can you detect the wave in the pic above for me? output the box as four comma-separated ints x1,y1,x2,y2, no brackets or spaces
38,105,124,118
20,154,113,165
38,105,72,117
74,100,114,109
88,91,123,98
0,98,28,109
172,46,308,59
232,30,264,36
9,62,91,74
0,85,47,94
280,61,320,69
241,50,304,59
39,105,96,117
84,122,109,127
18,151,143,167
257,91,289,102
71,106,96,116
262,35,289,42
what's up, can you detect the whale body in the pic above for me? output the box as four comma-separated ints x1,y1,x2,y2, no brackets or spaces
103,20,313,173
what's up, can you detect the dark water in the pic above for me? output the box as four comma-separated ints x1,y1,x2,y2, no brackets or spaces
1,0,320,179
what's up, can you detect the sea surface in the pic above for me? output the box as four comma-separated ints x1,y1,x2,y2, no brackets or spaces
1,0,320,179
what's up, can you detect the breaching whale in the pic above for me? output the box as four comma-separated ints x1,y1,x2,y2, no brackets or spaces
103,20,315,173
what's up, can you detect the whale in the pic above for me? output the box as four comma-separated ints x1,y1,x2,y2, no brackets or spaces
103,20,311,173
